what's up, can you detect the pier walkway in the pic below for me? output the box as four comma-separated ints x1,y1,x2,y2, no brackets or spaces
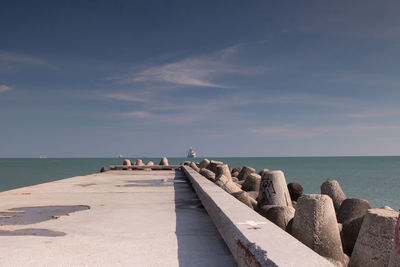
0,169,235,266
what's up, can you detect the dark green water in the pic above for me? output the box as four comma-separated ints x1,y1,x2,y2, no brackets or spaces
0,157,399,209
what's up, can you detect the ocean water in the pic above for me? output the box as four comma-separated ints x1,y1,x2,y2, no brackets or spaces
0,157,399,209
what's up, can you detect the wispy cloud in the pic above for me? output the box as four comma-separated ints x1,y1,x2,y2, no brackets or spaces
113,94,229,125
228,93,356,108
249,123,400,140
107,91,354,110
106,91,358,126
0,84,12,94
343,108,400,119
121,111,159,119
249,125,325,139
109,45,249,88
0,50,48,66
117,110,206,124
105,92,153,103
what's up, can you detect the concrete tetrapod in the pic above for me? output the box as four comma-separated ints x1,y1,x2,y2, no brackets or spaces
258,170,292,207
337,198,370,223
135,159,144,166
231,167,242,176
231,191,255,209
287,182,304,201
292,194,349,267
342,216,364,256
146,161,154,166
198,158,210,169
214,175,242,194
189,162,200,172
321,179,346,213
214,174,256,209
241,173,261,192
123,159,131,166
159,157,169,166
258,205,295,231
337,198,370,256
349,208,399,267
237,166,256,181
199,168,216,182
215,164,232,181
207,160,223,174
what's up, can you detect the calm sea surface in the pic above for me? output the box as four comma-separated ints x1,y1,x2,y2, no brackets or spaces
0,157,399,209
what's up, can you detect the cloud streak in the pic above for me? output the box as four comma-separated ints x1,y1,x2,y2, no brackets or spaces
119,110,207,124
0,50,48,66
0,84,12,94
109,45,248,88
249,125,324,139
249,123,400,140
106,91,361,127
343,108,400,119
105,92,153,103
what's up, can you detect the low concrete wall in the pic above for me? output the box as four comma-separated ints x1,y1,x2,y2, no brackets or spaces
182,166,334,267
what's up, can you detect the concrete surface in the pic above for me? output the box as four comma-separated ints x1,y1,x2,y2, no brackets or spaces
0,169,235,267
183,166,334,267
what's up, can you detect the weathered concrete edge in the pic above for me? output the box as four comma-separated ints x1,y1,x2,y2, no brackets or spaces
182,166,334,267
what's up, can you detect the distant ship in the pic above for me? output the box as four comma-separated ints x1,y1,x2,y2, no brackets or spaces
39,155,47,159
187,147,196,158
119,155,124,159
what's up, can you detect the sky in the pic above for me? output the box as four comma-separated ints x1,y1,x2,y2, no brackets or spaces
1,0,400,157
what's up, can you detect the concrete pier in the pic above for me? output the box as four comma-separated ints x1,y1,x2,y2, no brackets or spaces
0,166,334,267
0,169,235,266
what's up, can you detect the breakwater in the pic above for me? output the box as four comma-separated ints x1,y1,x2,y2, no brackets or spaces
178,158,400,267
0,157,398,266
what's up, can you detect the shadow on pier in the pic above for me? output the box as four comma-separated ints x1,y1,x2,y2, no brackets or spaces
173,169,236,266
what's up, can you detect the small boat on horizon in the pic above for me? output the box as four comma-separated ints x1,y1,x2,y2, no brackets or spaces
119,155,124,159
187,147,196,158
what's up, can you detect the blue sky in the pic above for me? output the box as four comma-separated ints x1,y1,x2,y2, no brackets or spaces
1,0,400,157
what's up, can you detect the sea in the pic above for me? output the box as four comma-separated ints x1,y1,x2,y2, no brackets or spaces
0,157,399,210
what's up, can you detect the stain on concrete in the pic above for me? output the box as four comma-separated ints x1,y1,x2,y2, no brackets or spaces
0,205,90,225
76,183,96,187
120,178,189,187
0,228,66,237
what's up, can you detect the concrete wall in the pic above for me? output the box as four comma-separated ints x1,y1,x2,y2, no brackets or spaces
182,166,334,267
